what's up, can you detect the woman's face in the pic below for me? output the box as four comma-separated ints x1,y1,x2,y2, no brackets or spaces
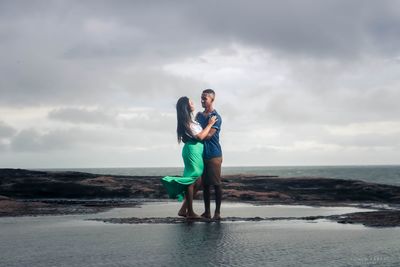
189,99,195,112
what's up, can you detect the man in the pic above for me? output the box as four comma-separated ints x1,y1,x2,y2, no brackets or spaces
196,89,223,220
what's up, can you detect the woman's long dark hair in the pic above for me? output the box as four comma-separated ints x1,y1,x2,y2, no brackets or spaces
176,96,192,143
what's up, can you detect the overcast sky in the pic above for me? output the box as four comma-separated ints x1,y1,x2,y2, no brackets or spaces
1,0,400,168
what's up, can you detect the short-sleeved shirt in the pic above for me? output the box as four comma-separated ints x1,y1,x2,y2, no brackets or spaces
183,120,203,143
196,110,222,159
189,120,202,136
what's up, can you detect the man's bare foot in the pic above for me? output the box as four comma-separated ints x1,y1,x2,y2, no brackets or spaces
212,213,221,220
201,212,211,219
186,212,201,219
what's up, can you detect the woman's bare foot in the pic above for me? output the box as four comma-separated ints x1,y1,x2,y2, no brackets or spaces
212,212,221,220
178,210,187,217
201,212,211,219
186,212,201,219
178,205,187,217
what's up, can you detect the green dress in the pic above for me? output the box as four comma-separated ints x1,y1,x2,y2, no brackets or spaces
161,140,204,201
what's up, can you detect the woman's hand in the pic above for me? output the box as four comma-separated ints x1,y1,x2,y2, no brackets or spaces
196,115,218,141
208,115,218,125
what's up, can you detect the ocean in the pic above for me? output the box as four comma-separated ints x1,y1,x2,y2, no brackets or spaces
37,165,400,186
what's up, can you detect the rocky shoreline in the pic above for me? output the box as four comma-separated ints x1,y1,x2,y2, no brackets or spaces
1,168,400,227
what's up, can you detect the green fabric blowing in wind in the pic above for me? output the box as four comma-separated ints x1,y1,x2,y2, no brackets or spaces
161,141,204,201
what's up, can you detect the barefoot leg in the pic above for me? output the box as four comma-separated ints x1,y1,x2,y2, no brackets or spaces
178,200,187,217
186,183,200,219
194,178,203,192
213,185,222,220
212,212,221,220
201,184,211,218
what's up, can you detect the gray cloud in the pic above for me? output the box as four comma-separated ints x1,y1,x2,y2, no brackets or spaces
0,121,16,137
48,108,117,125
260,88,400,126
48,0,400,59
8,124,177,153
9,127,115,153
1,0,400,167
322,133,400,148
0,143,6,151
48,106,177,131
2,0,400,107
10,128,77,152
2,1,400,60
122,110,175,131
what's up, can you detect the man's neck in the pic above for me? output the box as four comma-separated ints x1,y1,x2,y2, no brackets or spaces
204,106,214,114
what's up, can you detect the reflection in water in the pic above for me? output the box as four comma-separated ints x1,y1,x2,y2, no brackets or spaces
1,204,400,267
176,223,225,266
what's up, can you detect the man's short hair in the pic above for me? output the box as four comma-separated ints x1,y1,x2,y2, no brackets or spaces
202,89,215,96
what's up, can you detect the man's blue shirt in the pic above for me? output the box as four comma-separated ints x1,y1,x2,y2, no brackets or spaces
196,110,222,159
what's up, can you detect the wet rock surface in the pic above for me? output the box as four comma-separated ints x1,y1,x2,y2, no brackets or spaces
329,210,400,227
89,211,400,228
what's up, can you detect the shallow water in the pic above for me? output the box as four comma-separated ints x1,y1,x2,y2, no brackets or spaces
1,202,400,267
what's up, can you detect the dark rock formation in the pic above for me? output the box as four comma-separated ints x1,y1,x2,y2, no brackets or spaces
329,210,400,227
2,169,400,205
0,168,164,199
2,168,400,227
222,175,400,204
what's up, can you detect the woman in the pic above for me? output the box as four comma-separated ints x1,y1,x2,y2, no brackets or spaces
161,96,217,219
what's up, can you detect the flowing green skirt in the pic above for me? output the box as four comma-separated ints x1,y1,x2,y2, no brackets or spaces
161,141,204,201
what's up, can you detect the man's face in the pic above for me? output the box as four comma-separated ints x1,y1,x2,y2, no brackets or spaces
201,93,214,108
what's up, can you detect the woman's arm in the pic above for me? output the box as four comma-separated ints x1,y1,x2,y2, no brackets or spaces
204,128,217,140
194,116,217,141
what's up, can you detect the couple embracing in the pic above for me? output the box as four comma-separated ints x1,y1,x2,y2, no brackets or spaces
162,89,223,220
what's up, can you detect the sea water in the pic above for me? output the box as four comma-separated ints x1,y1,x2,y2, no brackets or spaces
0,202,399,267
38,165,400,186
